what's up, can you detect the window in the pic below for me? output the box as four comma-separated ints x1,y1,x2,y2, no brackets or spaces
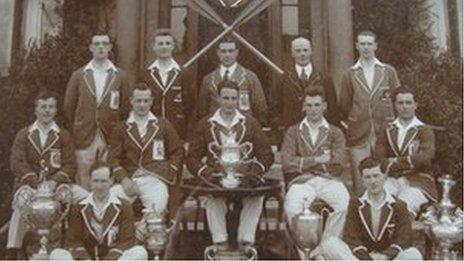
281,0,299,35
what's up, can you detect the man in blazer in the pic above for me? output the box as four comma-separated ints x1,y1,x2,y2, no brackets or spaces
187,80,274,249
319,157,422,260
50,163,148,260
375,87,437,216
64,31,130,190
269,37,342,142
139,29,196,140
196,37,267,126
7,92,88,253
281,89,349,259
339,30,401,195
108,83,184,218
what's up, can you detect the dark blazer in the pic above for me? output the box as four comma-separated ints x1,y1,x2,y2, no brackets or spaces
343,195,413,260
374,120,437,201
64,65,130,149
108,116,184,185
10,124,75,187
139,66,196,140
65,197,136,260
269,66,342,134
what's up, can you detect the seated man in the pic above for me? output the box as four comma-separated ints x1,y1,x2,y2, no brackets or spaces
108,83,184,216
281,89,349,258
187,79,274,249
50,162,148,260
374,87,437,216
7,91,88,253
320,157,422,260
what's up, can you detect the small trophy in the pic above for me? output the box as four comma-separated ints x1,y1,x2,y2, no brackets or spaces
144,204,175,260
421,175,463,260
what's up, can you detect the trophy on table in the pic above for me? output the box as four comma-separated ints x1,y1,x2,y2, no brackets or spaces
144,204,176,260
421,175,463,260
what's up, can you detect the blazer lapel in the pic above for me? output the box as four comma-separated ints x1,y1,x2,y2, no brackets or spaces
386,125,401,156
313,126,329,153
126,122,143,151
100,203,121,241
400,127,419,155
163,69,180,95
141,120,160,152
358,201,377,242
149,68,166,92
27,129,42,155
211,69,222,92
370,66,386,100
83,69,97,98
81,204,100,242
42,130,60,154
353,68,371,95
97,69,116,107
231,65,246,87
298,125,316,153
376,203,394,241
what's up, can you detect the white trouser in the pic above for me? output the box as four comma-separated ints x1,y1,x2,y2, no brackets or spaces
285,177,350,240
7,184,89,248
110,174,169,214
206,196,264,244
320,236,423,260
49,245,148,260
349,134,375,196
384,177,428,216
75,132,107,190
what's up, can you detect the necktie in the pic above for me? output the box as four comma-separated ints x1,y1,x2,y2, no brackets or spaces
223,69,230,81
300,68,308,87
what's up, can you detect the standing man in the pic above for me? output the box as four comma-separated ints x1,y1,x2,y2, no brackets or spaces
64,31,130,190
281,89,349,259
7,92,88,254
108,83,184,217
139,29,196,140
270,37,342,141
187,80,274,249
319,157,422,260
375,87,437,216
339,30,400,195
49,163,148,260
196,37,267,126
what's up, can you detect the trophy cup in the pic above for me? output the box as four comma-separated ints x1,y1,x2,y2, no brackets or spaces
290,199,324,260
421,175,463,260
145,204,175,260
204,244,258,260
23,182,72,260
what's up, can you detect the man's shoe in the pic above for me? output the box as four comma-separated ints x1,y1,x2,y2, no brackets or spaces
4,248,19,260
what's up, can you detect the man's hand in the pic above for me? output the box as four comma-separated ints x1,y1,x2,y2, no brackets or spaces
121,177,140,197
314,153,330,164
370,252,389,260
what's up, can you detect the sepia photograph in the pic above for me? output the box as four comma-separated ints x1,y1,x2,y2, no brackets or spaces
0,0,462,259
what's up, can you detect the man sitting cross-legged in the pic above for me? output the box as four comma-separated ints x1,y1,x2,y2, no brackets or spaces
320,157,422,260
49,162,148,260
281,89,349,259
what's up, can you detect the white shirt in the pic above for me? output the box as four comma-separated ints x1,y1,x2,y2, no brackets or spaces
299,117,329,145
219,63,238,79
29,121,60,147
392,116,424,149
352,58,385,89
80,193,121,221
148,58,180,86
360,191,396,238
208,109,246,129
126,111,157,138
84,59,117,102
295,63,313,80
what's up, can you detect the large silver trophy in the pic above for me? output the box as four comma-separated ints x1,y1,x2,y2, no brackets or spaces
144,204,175,260
421,175,463,260
290,199,324,260
208,132,253,189
22,181,72,260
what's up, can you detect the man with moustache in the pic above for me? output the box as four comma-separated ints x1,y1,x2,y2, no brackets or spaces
64,31,130,190
7,92,88,255
139,29,196,140
339,30,401,195
269,37,341,143
319,157,422,260
187,80,273,251
281,89,349,259
374,87,437,217
196,37,267,126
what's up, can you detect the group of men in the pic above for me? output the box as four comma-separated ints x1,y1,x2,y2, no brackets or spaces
6,27,437,260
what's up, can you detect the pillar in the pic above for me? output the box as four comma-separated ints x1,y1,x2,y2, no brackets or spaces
426,0,451,54
0,0,16,76
116,0,141,85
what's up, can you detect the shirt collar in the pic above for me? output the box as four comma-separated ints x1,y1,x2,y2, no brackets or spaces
80,193,121,208
126,111,157,124
148,58,180,71
295,63,313,75
299,117,329,131
29,121,60,134
220,62,238,77
84,59,117,72
360,190,396,208
352,58,385,70
392,116,424,130
208,109,246,128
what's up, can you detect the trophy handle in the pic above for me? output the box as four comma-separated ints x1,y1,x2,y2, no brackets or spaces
53,184,73,227
240,141,253,159
208,142,221,160
204,245,218,260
